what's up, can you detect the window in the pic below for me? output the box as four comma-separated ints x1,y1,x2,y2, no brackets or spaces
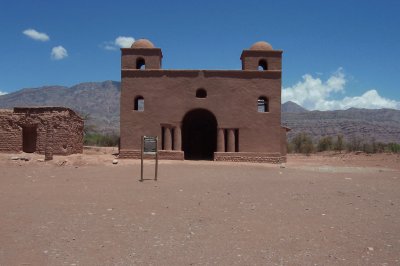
196,88,207,98
134,96,144,111
258,59,268,71
258,96,269,112
136,58,146,69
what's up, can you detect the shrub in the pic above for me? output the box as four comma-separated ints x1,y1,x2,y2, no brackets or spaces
317,136,333,152
84,133,119,147
347,136,363,152
387,143,400,153
334,135,344,152
291,133,314,155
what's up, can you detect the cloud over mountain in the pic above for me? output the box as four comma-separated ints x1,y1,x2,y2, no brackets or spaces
283,68,400,110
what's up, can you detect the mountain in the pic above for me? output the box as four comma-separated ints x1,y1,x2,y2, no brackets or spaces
282,101,308,113
1,81,399,143
0,81,120,134
282,108,400,143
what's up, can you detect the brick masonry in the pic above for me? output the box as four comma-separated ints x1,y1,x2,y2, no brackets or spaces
119,149,184,160
0,107,83,155
119,149,286,163
214,152,286,164
120,39,289,164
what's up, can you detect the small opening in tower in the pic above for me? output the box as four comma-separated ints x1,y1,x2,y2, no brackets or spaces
134,96,144,111
258,96,269,112
196,88,207,98
258,59,268,71
136,58,146,70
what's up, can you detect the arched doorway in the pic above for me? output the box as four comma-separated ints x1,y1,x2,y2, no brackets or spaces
182,109,217,160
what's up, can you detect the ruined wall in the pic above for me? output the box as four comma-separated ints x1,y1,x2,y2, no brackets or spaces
0,110,22,152
0,107,83,155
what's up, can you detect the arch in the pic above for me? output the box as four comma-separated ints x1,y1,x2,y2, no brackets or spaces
182,109,217,160
258,59,268,71
196,88,207,98
134,96,144,111
257,96,269,112
136,57,146,70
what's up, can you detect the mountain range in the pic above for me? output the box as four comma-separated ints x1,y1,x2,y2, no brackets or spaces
0,81,399,143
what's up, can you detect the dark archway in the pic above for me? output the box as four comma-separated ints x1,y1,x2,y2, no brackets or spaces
22,126,37,153
182,109,217,160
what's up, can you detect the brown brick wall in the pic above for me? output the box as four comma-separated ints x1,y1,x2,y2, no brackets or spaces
0,110,22,152
0,107,83,155
120,41,287,164
119,149,286,163
214,152,286,164
119,149,184,160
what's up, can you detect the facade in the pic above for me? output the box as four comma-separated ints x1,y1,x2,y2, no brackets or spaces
120,39,288,163
0,107,83,155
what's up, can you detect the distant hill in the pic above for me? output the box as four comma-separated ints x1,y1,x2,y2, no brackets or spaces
282,108,400,143
1,81,399,143
282,101,308,113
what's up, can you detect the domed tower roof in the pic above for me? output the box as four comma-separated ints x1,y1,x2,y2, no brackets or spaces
131,39,155,49
249,41,273,51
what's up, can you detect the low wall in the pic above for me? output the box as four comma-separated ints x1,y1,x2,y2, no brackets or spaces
119,149,286,163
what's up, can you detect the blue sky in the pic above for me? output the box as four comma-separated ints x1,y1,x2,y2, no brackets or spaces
0,0,399,110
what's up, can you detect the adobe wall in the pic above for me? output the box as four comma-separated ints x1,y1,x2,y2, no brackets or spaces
121,49,162,70
0,107,83,155
120,70,284,159
0,110,22,152
120,40,288,163
241,50,282,71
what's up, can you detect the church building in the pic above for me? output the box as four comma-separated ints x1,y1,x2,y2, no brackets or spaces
119,39,288,163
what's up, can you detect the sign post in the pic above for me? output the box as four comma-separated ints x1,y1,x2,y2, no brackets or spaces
140,136,158,181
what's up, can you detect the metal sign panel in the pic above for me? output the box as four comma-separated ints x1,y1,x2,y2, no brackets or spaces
141,136,158,181
143,136,157,154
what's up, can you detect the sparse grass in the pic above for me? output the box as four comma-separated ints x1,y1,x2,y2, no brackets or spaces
84,133,119,147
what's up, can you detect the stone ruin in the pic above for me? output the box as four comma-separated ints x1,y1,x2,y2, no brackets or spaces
0,107,83,156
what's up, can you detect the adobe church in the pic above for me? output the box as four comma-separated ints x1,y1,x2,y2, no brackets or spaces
119,39,288,163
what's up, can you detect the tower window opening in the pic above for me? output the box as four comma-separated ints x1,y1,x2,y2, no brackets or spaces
258,59,268,71
258,96,269,112
136,58,146,69
134,96,144,111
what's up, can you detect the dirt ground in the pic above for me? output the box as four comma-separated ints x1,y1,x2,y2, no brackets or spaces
1,148,400,265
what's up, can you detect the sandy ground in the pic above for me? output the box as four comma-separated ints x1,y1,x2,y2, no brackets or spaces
1,148,400,265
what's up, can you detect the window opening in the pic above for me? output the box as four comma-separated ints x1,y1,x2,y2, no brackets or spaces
258,96,269,112
258,59,268,71
134,96,144,111
196,88,207,98
136,58,146,69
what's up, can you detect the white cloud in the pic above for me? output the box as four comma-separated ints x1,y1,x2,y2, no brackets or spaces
0,91,7,96
102,44,117,51
283,68,400,110
115,36,135,48
23,28,50,42
101,36,135,50
318,90,400,110
51,46,68,60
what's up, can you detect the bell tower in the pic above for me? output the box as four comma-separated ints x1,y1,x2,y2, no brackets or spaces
240,41,282,71
121,39,162,70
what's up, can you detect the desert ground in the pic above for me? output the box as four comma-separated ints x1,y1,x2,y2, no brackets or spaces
1,148,400,265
